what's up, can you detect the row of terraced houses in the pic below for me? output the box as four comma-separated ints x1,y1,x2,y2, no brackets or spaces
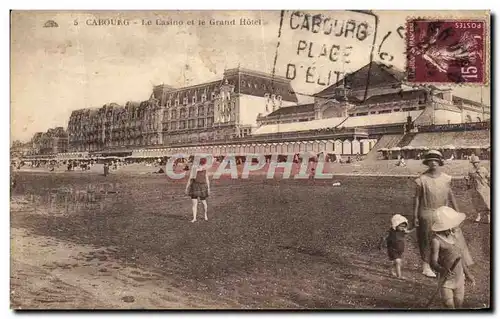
18,62,490,158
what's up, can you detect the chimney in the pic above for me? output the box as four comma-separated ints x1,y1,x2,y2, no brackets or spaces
442,90,453,102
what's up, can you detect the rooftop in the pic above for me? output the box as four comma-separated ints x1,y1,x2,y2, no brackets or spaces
265,103,315,117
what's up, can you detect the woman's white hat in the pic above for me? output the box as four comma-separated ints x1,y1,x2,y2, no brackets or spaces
391,214,409,230
432,206,466,232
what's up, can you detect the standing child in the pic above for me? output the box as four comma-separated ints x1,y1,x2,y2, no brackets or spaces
430,206,475,309
380,214,415,278
185,158,211,222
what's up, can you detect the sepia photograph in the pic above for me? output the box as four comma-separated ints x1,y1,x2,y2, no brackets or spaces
10,10,491,310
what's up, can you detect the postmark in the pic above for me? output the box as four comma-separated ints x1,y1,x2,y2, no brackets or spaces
406,18,488,85
272,10,379,98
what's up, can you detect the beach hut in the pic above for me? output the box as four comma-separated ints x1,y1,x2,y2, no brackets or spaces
401,145,415,159
389,146,401,160
442,145,456,160
378,147,389,160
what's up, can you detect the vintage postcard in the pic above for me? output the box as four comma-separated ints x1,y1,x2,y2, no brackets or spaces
10,10,491,310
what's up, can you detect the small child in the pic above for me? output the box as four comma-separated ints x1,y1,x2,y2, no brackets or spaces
430,206,475,309
380,214,415,278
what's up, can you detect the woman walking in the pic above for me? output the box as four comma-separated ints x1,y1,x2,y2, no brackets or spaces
185,158,210,222
414,150,459,277
466,157,490,223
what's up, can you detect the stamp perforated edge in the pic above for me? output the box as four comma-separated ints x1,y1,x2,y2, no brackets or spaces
403,13,490,88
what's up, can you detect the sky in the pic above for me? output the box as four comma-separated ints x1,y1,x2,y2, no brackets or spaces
10,10,490,142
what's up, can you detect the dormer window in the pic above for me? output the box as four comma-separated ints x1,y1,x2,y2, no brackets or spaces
201,94,207,102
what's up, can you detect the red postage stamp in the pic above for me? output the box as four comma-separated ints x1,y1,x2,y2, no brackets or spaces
406,19,487,84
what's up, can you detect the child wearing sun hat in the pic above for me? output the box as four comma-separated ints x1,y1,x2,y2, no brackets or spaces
380,214,415,279
430,206,475,309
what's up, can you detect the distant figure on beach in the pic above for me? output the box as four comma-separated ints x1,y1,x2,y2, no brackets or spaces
466,157,490,223
414,150,458,278
396,157,406,167
103,163,109,176
185,158,210,223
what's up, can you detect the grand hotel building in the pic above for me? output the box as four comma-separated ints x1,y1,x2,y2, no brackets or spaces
67,68,297,152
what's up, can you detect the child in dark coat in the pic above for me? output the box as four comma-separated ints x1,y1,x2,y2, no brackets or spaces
380,214,415,278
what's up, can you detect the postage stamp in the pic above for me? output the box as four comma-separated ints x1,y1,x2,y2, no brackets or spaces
406,19,487,84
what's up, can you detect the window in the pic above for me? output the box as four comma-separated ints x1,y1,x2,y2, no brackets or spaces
378,110,392,114
183,97,188,105
192,95,197,104
211,92,216,100
166,100,171,107
199,106,205,116
175,99,179,106
201,94,207,102
198,119,205,127
189,107,195,118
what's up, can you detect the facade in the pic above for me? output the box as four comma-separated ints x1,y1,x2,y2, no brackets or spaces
67,67,298,152
24,63,490,157
28,127,68,155
67,99,164,152
256,62,490,128
156,68,297,146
